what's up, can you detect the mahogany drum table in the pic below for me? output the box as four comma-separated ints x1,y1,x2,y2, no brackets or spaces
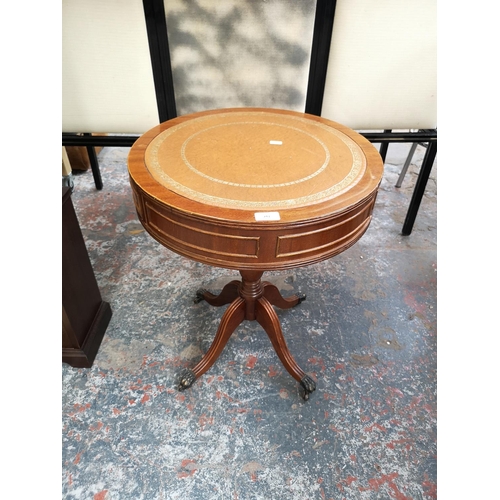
128,108,383,399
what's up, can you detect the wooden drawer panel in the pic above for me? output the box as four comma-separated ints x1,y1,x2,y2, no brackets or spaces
145,202,260,259
276,205,372,258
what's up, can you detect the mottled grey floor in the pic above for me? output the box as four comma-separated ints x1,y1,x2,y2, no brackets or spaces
62,141,436,500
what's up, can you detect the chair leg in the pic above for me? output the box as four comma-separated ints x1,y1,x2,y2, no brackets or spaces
402,141,437,235
396,142,419,188
378,129,391,163
83,133,103,190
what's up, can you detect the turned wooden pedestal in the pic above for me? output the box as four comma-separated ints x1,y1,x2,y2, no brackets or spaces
128,108,383,399
179,271,314,398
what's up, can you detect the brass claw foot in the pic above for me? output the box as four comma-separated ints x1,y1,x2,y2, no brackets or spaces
296,292,307,304
194,289,208,303
178,368,197,391
299,374,316,401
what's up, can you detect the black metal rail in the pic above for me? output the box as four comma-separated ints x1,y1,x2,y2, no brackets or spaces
61,130,436,147
62,134,140,147
142,0,177,122
305,0,338,116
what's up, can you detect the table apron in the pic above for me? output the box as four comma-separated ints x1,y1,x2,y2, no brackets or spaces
130,185,378,271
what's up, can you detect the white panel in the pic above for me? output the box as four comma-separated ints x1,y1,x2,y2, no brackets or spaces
62,0,159,133
321,0,437,130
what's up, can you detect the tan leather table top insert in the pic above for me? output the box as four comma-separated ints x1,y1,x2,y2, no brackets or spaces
144,110,366,210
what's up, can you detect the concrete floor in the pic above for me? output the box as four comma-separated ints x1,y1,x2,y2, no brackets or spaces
62,140,437,500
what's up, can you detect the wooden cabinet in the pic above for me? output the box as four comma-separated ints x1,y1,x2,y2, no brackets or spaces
62,187,112,368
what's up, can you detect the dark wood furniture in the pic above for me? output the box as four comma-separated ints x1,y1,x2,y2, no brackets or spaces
128,108,383,399
62,187,112,368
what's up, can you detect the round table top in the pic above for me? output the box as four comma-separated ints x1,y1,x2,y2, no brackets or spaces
128,108,383,225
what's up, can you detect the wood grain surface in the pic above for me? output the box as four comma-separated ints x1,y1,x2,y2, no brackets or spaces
128,108,383,270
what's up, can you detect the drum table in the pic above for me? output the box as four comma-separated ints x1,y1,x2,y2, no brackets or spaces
128,108,383,400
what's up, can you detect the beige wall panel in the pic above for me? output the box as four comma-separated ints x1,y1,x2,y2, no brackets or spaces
62,0,159,134
321,0,437,130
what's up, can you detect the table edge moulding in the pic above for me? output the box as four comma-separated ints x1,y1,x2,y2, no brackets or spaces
127,108,383,400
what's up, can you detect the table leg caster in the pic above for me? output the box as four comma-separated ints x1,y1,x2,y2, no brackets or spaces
299,374,316,401
296,292,307,305
178,368,197,391
194,289,208,304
